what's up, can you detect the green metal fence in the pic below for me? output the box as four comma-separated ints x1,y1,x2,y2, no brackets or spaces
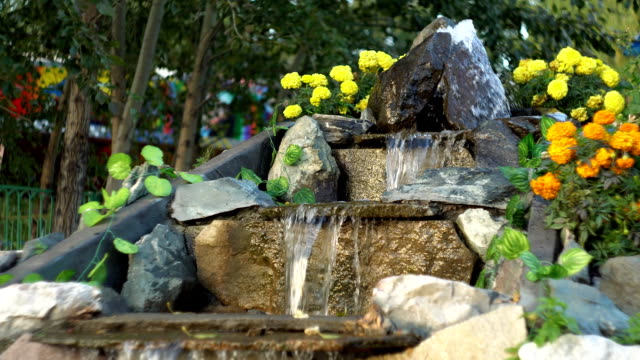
0,185,99,250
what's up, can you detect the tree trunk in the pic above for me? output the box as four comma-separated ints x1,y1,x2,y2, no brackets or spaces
106,0,166,191
52,80,91,236
39,81,70,192
174,0,217,171
109,0,127,152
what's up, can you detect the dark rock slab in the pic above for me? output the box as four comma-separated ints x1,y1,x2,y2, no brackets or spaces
259,202,439,219
312,114,374,146
1,129,285,288
471,119,521,168
381,167,517,209
527,197,560,263
20,233,64,263
121,224,197,312
0,252,20,273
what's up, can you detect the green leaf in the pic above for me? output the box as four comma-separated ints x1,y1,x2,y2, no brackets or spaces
547,264,570,279
541,116,556,140
520,251,542,272
178,172,204,184
506,195,520,225
239,167,263,186
104,188,130,210
144,176,172,197
292,188,316,204
113,237,139,254
78,201,104,214
319,333,341,340
526,271,540,282
192,333,218,339
499,166,531,192
0,274,14,285
160,167,178,179
22,273,43,283
485,235,502,262
80,209,108,227
283,144,303,166
559,248,593,276
517,134,535,166
55,269,76,282
88,254,108,285
266,176,289,198
107,153,132,180
496,227,530,260
141,145,164,166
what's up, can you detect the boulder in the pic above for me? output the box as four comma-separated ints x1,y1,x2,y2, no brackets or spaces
0,251,20,272
268,116,340,202
519,334,640,360
0,282,102,340
471,118,520,168
599,255,640,316
548,279,629,336
456,208,506,261
121,224,197,312
0,333,102,360
312,114,374,146
20,233,65,263
170,177,275,222
499,116,541,139
381,167,517,209
409,17,455,51
370,275,512,337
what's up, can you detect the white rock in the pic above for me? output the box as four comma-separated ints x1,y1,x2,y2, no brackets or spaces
519,334,640,360
0,282,102,339
456,208,505,260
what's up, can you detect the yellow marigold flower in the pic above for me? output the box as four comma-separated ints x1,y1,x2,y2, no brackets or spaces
549,137,578,164
359,50,379,73
301,74,312,83
586,95,603,109
619,123,639,133
547,121,577,142
616,156,635,169
340,80,359,96
527,60,548,76
555,61,575,74
593,147,614,168
610,131,635,152
570,107,589,122
556,47,582,66
355,95,369,112
531,94,547,107
555,73,571,82
630,132,640,156
310,96,321,107
329,65,353,82
575,57,598,75
604,91,625,114
576,160,600,178
549,60,560,72
530,172,562,200
513,67,531,84
338,106,348,115
339,94,355,104
582,122,607,140
308,73,328,88
547,79,568,100
281,72,302,89
519,59,532,68
593,110,616,125
377,51,396,71
312,86,331,100
283,104,302,119
600,68,620,88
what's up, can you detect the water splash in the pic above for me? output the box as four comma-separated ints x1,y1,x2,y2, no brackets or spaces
350,217,362,314
118,341,181,360
386,131,464,190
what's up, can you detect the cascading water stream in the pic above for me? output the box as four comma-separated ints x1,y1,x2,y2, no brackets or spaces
385,131,464,190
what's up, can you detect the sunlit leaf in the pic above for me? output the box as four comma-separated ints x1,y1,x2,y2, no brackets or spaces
141,145,164,166
22,273,43,283
283,144,303,166
107,153,132,180
104,188,130,210
78,201,103,214
55,269,76,282
266,176,289,198
558,248,592,276
540,116,556,141
81,210,108,227
520,251,541,272
88,253,108,285
113,237,138,254
178,172,203,184
496,227,530,260
293,188,316,204
239,167,263,186
0,274,14,285
144,176,172,197
319,333,341,340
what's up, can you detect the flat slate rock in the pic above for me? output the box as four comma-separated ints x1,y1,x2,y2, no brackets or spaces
381,167,517,209
171,177,275,222
312,114,374,145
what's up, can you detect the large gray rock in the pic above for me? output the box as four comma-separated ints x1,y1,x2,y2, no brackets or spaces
549,279,629,336
471,118,520,168
0,282,102,339
381,167,517,209
171,177,275,222
375,305,526,360
312,114,374,146
438,20,510,130
527,197,560,263
0,333,102,360
0,251,20,272
268,116,340,202
409,17,455,51
121,224,197,312
121,162,158,205
20,232,65,263
519,334,640,360
456,208,506,261
599,255,640,316
500,116,541,139
370,275,512,337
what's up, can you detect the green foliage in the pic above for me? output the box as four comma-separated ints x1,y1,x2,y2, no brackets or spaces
614,313,640,345
22,273,43,283
621,57,640,116
283,144,303,166
55,269,77,282
500,167,531,193
526,297,581,346
292,188,316,204
0,274,14,285
107,153,132,180
518,134,543,168
496,227,530,260
87,253,109,286
266,176,289,198
102,188,130,211
239,167,263,186
144,175,172,197
78,201,108,227
178,172,203,184
113,237,139,255
505,194,529,229
141,145,164,166
558,248,593,276
540,116,556,141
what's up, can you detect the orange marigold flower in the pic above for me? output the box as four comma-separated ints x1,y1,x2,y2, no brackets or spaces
593,147,615,168
530,172,562,200
582,122,607,141
619,123,639,133
630,132,640,156
576,161,600,178
546,121,577,142
592,110,616,125
609,131,635,152
611,166,625,175
549,137,578,164
616,157,635,169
